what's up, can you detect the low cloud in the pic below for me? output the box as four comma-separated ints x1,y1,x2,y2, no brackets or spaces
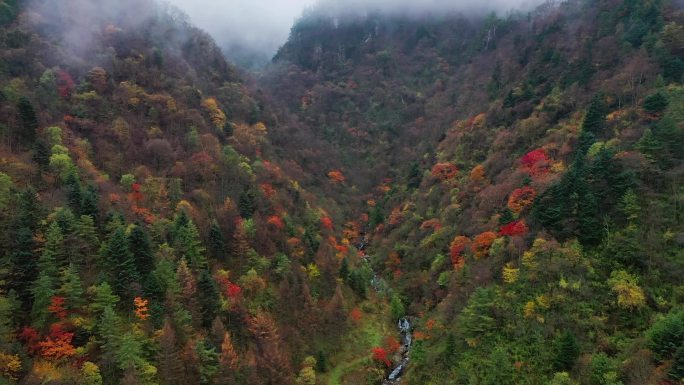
165,0,548,62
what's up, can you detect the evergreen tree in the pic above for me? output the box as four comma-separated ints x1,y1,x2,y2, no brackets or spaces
208,220,226,260
30,273,55,328
64,170,82,214
40,221,65,276
339,258,350,281
128,225,154,279
316,351,327,373
670,346,684,382
498,208,515,225
642,91,669,114
81,185,99,221
238,189,256,219
554,331,580,371
73,215,99,270
59,264,85,310
443,332,457,368
102,228,139,299
16,96,38,146
581,94,606,136
197,270,219,328
174,220,206,270
32,138,50,169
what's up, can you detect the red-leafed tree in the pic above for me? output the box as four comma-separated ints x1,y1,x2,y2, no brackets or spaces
450,236,470,271
47,296,67,320
520,149,550,177
57,70,75,98
372,347,391,367
267,215,285,230
320,216,333,230
499,220,528,237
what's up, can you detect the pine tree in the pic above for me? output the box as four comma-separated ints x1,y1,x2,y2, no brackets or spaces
40,221,65,276
339,258,350,281
208,220,226,260
581,94,606,136
16,97,38,146
554,331,580,371
197,270,219,328
174,220,206,270
30,273,55,328
81,185,99,221
238,189,255,219
102,228,139,299
128,225,154,279
32,139,50,169
74,215,99,271
443,332,457,368
64,171,83,214
59,264,85,311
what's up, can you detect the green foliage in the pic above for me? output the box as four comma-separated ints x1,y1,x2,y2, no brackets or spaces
553,331,580,372
197,270,219,328
101,228,139,299
128,225,154,278
389,293,405,321
16,96,37,145
646,309,684,362
643,91,669,114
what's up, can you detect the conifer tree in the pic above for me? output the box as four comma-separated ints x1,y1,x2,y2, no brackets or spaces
30,274,55,328
174,220,206,270
208,220,226,260
16,97,38,146
554,331,580,371
40,221,65,277
59,265,85,311
128,225,154,279
102,228,139,299
197,270,219,328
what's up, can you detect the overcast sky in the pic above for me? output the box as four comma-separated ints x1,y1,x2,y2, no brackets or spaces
165,0,545,59
164,0,316,55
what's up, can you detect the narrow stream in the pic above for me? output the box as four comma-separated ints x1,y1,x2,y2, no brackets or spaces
358,239,413,384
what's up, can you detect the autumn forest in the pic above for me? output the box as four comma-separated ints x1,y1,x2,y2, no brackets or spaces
0,0,682,384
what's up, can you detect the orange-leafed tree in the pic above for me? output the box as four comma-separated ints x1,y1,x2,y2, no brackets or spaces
134,297,150,321
38,324,76,361
507,186,537,214
472,232,497,259
450,236,470,271
327,170,345,183
469,164,486,182
431,163,459,181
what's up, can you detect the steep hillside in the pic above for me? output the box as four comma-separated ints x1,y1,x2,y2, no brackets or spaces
0,0,682,384
0,0,366,384
265,0,684,384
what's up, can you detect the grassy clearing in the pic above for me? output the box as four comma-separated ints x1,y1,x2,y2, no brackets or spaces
321,299,391,385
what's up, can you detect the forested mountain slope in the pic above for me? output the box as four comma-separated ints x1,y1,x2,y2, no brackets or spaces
0,0,362,384
264,0,684,384
0,0,682,384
